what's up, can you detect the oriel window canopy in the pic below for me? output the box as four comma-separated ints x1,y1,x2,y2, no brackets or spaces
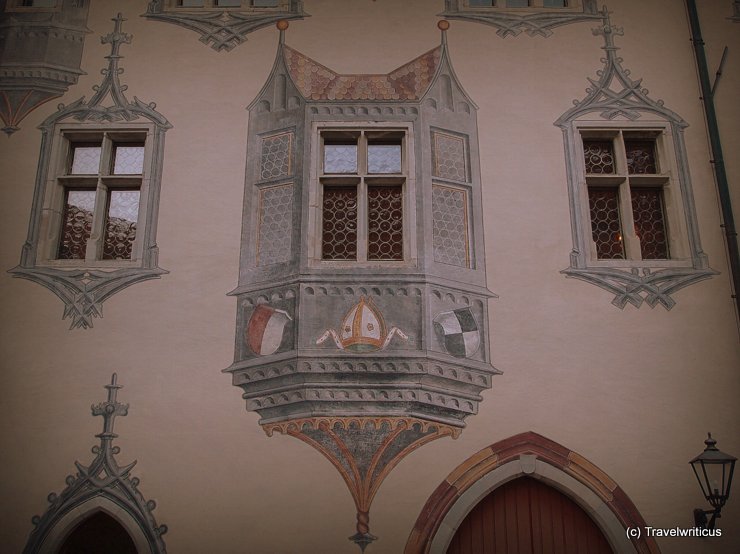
690,433,736,529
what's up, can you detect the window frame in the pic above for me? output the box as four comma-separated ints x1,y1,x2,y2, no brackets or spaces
571,121,692,270
4,0,61,12
36,123,155,269
308,122,418,269
464,0,580,10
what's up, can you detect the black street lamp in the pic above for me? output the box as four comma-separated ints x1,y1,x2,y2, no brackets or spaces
689,433,736,529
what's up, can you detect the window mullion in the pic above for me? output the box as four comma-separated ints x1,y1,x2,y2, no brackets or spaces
357,177,368,262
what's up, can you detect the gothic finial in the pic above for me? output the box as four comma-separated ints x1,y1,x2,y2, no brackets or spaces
438,19,450,45
101,13,133,60
592,10,623,52
277,19,288,44
91,373,129,442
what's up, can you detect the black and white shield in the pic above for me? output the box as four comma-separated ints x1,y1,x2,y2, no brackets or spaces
433,308,480,358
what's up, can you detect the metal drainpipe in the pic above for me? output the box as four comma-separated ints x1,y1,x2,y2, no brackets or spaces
685,0,740,322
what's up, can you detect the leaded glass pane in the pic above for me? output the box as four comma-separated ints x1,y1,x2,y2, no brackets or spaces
103,190,140,260
322,186,357,260
324,144,357,174
216,0,241,6
368,144,401,174
113,145,145,175
253,0,278,6
261,132,292,180
543,0,567,6
506,0,529,6
583,140,615,174
367,185,403,261
631,188,669,259
70,145,102,174
468,0,494,5
625,140,657,174
432,185,469,267
58,190,95,259
588,187,624,259
432,132,467,182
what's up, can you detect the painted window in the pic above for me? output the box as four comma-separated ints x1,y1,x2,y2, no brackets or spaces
172,0,282,8
581,131,672,261
465,0,575,9
5,0,59,11
317,128,409,264
34,127,156,267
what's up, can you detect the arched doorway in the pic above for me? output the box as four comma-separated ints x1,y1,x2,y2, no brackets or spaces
58,511,137,554
447,476,613,554
406,432,660,554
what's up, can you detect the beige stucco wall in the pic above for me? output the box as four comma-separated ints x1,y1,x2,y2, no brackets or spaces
1,1,738,553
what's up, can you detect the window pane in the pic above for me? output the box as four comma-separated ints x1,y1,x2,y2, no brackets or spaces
58,190,95,260
588,187,624,259
625,140,657,174
368,144,401,174
543,0,567,6
70,145,102,174
367,185,403,261
179,0,205,6
322,186,357,260
583,140,615,174
216,0,241,6
103,190,140,260
468,0,494,5
23,0,57,6
253,0,279,6
324,144,357,174
113,144,145,174
506,0,529,6
631,188,669,259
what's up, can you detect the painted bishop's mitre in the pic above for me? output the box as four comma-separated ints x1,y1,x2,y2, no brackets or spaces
339,296,387,352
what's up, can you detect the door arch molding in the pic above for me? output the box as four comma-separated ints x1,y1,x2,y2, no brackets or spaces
405,431,660,554
34,495,154,554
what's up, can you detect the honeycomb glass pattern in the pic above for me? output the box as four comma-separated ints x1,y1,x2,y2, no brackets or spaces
70,145,102,175
113,145,145,175
368,144,402,174
367,185,403,260
58,190,96,259
103,190,140,260
588,187,625,259
631,188,669,259
432,132,467,182
324,144,357,174
258,184,294,266
260,132,293,181
432,185,469,267
322,186,357,260
583,140,615,174
625,140,657,174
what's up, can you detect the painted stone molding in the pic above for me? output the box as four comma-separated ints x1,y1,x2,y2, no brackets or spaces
142,0,307,52
439,0,604,38
265,417,459,551
553,16,715,309
10,13,171,330
228,21,498,550
23,374,167,554
405,432,660,554
0,0,90,135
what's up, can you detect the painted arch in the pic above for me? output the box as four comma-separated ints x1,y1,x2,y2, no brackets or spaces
405,432,661,554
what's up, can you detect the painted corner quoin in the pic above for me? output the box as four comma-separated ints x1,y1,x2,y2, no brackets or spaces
9,14,171,330
224,20,499,550
23,374,167,554
554,12,716,309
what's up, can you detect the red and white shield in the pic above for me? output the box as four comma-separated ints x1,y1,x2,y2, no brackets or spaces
246,304,292,356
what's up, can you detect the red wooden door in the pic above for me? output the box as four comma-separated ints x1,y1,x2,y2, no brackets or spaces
447,477,614,554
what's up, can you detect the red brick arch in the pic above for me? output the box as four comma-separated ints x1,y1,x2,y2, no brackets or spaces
405,431,660,554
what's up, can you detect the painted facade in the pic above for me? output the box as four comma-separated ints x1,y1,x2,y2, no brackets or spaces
1,1,738,553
